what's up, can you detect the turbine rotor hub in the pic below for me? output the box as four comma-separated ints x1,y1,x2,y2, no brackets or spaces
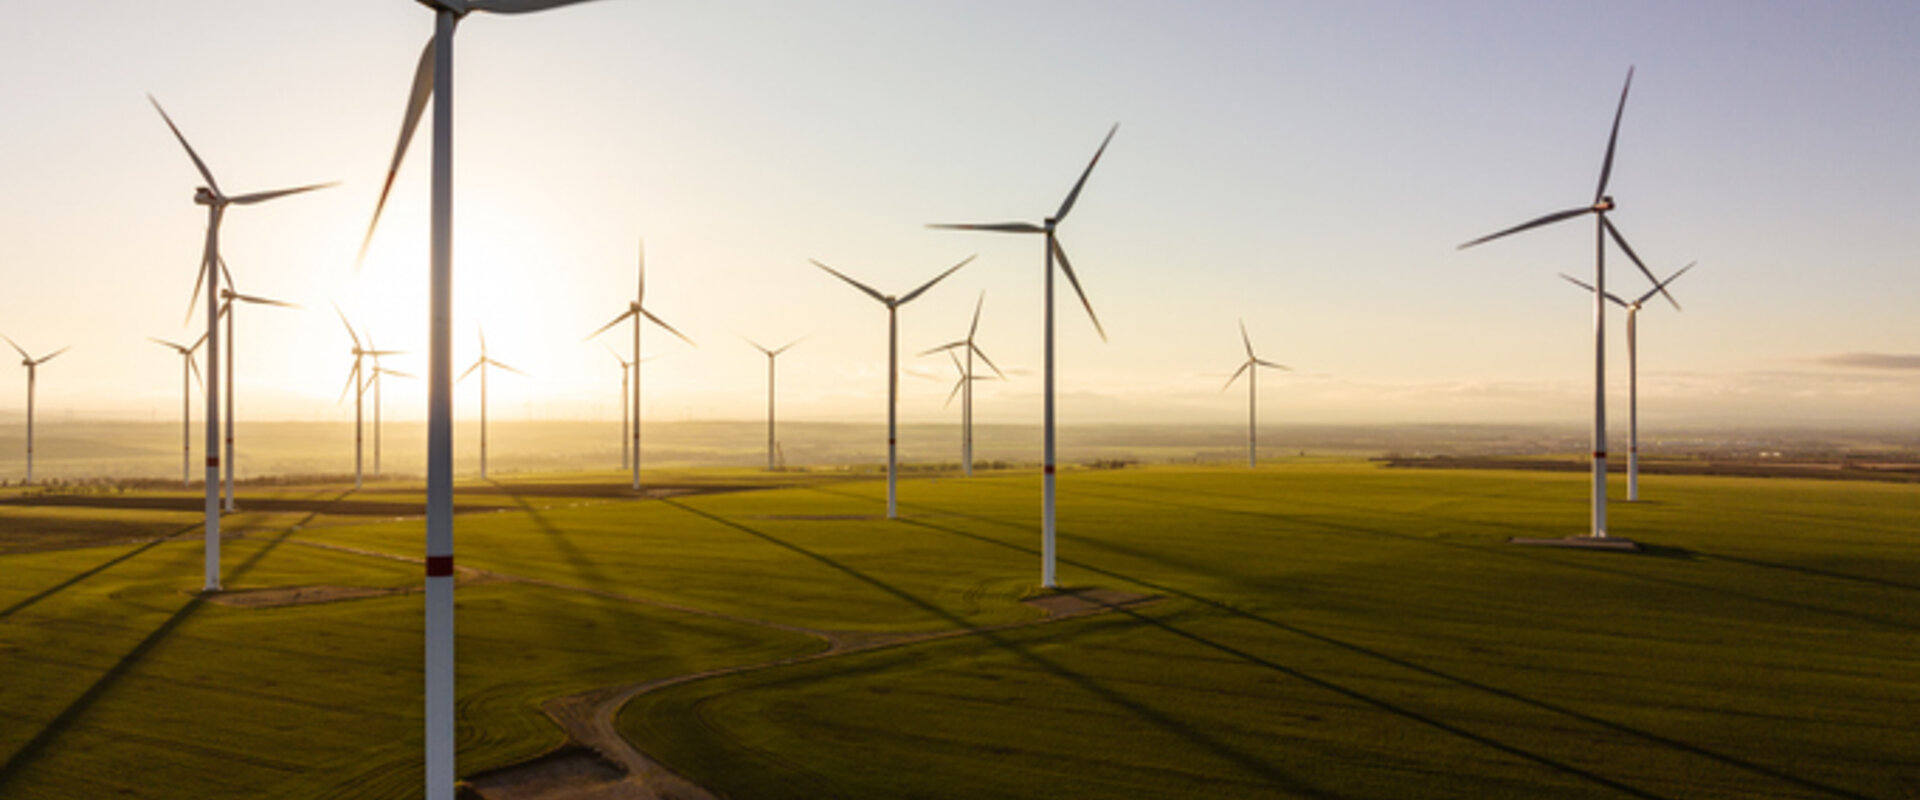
1593,196,1615,212
193,188,220,206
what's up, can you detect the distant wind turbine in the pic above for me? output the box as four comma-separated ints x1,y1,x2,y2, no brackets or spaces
351,3,605,794
1458,69,1671,541
216,257,299,511
1222,320,1290,469
149,334,207,487
1561,261,1694,502
460,329,522,481
587,240,695,491
921,292,1005,477
6,337,68,485
337,307,399,491
151,95,333,593
605,346,632,470
931,124,1116,587
743,336,804,472
368,338,414,476
812,255,974,518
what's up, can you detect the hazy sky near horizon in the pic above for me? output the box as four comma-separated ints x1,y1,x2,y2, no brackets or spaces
0,1,1915,431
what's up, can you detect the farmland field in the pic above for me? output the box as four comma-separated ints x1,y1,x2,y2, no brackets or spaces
2,460,1916,798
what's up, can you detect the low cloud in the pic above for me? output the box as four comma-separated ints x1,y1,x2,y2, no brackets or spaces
1815,353,1920,370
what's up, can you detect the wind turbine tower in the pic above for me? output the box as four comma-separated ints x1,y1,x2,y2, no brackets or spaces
812,256,974,518
6,337,68,484
150,334,207,487
588,241,695,491
1222,320,1290,469
921,292,1005,476
1561,262,1694,501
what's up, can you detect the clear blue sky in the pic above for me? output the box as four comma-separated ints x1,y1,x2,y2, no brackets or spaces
0,1,1914,429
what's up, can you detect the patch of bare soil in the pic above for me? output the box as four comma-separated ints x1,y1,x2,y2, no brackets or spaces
466,746,636,800
1024,587,1155,617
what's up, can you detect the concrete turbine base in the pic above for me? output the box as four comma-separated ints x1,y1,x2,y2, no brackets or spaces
1508,536,1643,552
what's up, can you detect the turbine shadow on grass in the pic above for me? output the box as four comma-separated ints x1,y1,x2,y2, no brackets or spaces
0,491,351,792
490,480,615,591
0,523,201,619
659,498,1333,798
1065,480,1920,634
878,491,1878,800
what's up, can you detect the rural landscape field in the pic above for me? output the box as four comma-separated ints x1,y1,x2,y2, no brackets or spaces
3,430,1916,799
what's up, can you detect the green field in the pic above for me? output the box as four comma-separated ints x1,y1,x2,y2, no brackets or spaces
2,461,1916,798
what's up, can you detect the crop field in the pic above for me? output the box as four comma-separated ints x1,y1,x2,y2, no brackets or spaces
1,460,1916,799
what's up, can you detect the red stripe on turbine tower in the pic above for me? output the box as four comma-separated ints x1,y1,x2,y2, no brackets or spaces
426,556,453,577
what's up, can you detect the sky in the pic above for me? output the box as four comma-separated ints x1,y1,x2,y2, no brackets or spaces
0,1,1915,432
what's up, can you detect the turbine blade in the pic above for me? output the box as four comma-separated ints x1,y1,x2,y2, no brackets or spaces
771,335,807,356
919,341,966,357
380,367,418,380
357,36,435,269
969,290,985,339
1,335,24,360
230,181,337,205
1238,318,1253,359
191,331,208,352
149,336,184,352
898,254,976,306
148,95,220,195
1600,217,1675,309
971,344,1007,379
189,355,204,390
1557,272,1629,307
635,238,645,302
1255,358,1291,371
926,222,1045,234
340,362,360,404
36,347,70,364
333,303,362,350
466,0,605,13
184,254,209,325
490,359,526,376
810,259,889,304
232,293,300,309
639,308,697,346
1055,123,1118,223
1222,361,1250,391
1457,206,1592,250
946,374,965,408
458,358,482,383
740,334,770,355
1051,239,1106,341
219,254,235,293
1638,261,1695,309
586,308,637,341
1595,67,1635,204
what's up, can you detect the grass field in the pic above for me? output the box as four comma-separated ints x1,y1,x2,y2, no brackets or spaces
2,460,1916,798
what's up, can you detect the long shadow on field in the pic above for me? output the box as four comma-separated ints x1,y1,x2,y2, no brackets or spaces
889,513,1876,800
0,493,349,792
660,498,1336,798
492,480,617,590
0,523,202,619
1063,482,1920,634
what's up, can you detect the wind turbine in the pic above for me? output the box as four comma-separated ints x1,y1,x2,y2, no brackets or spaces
920,291,1005,477
1222,320,1291,469
216,257,299,511
337,308,399,491
5,337,67,484
605,346,631,470
151,96,333,593
1457,69,1671,540
812,255,973,519
1560,261,1694,502
587,241,694,491
149,334,207,487
369,339,415,476
459,329,522,481
743,336,804,472
352,3,604,795
930,125,1116,587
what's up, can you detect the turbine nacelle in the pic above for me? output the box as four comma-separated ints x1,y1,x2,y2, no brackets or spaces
1594,196,1615,212
193,187,221,206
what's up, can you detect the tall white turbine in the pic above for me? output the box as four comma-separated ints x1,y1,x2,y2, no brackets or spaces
337,308,399,491
151,96,333,593
1458,69,1672,540
1561,262,1694,502
352,4,605,794
4,338,68,484
931,125,1116,587
936,348,1000,473
743,337,804,472
149,334,207,486
812,256,974,519
216,257,298,511
1221,320,1291,469
920,292,1005,477
459,329,523,481
587,241,694,491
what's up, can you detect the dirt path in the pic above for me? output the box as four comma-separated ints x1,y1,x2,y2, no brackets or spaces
282,538,1157,800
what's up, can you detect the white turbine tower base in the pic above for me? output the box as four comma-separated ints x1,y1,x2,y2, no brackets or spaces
1561,262,1694,503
